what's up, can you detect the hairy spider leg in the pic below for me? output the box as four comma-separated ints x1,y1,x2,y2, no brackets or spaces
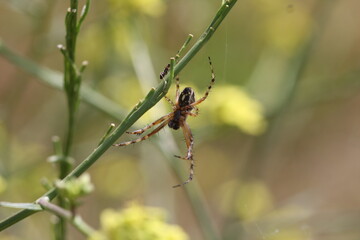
189,106,199,117
163,95,176,109
190,56,215,107
125,112,174,135
114,120,170,146
164,75,180,109
175,121,194,160
175,76,180,101
173,121,195,188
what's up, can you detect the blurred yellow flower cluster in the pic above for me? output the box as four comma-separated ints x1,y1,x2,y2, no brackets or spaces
89,203,188,240
220,180,273,221
107,0,166,18
254,0,313,55
234,180,274,221
206,85,267,135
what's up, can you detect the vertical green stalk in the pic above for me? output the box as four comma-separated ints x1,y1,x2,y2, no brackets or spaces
63,0,79,170
56,1,90,239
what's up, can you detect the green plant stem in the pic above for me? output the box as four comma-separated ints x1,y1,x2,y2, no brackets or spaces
58,1,84,239
37,197,95,237
97,123,116,146
0,0,237,231
176,0,237,76
63,0,79,166
175,34,194,61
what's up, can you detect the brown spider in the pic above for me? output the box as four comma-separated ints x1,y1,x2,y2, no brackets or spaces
114,57,215,187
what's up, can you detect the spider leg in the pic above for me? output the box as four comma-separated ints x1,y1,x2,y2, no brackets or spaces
126,113,173,135
173,121,195,188
176,121,194,160
188,106,199,117
114,120,170,146
190,56,215,107
164,95,176,109
175,76,180,102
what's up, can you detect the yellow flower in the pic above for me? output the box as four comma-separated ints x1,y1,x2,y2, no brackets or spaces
234,180,274,221
207,85,267,135
253,0,313,55
89,203,188,240
108,0,166,18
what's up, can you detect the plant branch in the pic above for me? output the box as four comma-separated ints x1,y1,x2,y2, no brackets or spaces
37,197,95,237
57,0,91,238
0,0,237,231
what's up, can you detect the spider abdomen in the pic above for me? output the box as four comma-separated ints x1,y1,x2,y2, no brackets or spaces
168,110,181,130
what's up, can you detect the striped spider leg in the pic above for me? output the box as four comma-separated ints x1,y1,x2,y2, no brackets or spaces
113,116,173,147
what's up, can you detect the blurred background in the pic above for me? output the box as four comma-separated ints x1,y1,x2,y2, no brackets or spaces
1,0,360,239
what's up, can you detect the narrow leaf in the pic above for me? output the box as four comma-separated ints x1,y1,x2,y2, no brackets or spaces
0,202,42,211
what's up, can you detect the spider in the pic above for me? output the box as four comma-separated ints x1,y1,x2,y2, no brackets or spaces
114,57,215,188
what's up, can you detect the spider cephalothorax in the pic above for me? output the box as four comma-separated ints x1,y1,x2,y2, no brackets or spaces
114,57,215,187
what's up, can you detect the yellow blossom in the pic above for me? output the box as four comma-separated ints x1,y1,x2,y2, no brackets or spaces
206,85,267,135
107,0,166,18
89,203,188,240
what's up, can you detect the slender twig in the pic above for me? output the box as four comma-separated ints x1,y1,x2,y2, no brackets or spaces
175,34,194,61
57,0,91,239
97,123,116,146
37,197,95,237
0,0,237,231
63,0,79,164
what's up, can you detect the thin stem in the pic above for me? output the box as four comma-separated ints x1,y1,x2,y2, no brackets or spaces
175,34,194,61
77,0,91,32
57,1,85,239
174,0,237,76
0,0,237,231
97,123,116,146
63,0,79,158
37,197,95,237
